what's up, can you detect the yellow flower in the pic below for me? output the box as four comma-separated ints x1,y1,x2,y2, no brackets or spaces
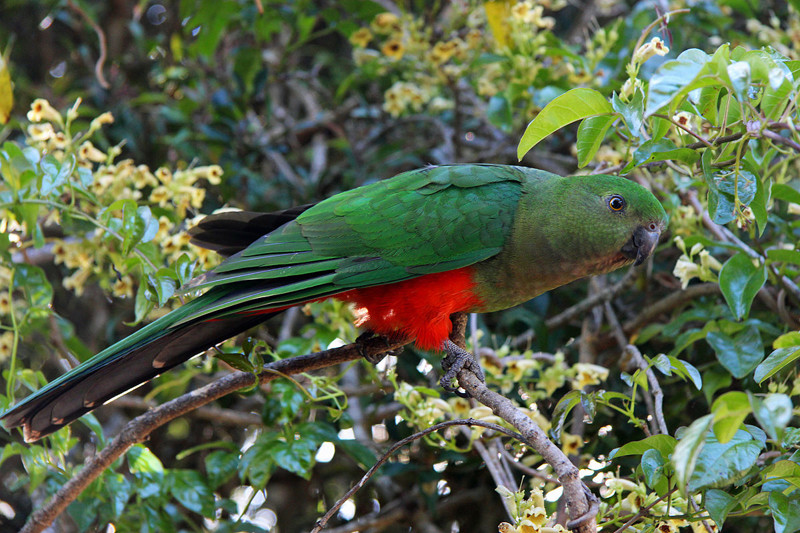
89,111,114,131
381,39,405,60
572,363,609,389
633,37,669,64
448,396,471,417
349,28,373,48
428,42,449,64
155,167,172,184
673,111,693,129
507,358,537,381
561,432,582,455
0,331,14,362
189,186,206,208
78,141,107,163
150,186,171,206
156,215,174,239
63,268,91,296
50,132,67,150
673,254,700,289
371,12,400,34
0,291,10,315
132,165,158,189
204,165,223,185
28,123,55,142
112,275,134,298
27,98,61,123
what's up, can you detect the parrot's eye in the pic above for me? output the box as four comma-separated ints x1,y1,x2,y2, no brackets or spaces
607,195,626,212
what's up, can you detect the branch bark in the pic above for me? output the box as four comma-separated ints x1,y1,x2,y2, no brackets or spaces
449,313,598,533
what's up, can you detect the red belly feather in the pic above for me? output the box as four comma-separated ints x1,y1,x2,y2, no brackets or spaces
336,266,482,351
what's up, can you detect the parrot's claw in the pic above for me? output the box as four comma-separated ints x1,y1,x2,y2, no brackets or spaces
355,332,405,365
440,340,485,397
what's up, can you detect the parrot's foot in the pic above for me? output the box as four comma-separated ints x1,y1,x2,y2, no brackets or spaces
440,340,485,397
355,331,405,365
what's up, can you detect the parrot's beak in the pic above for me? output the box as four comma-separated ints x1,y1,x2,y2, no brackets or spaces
621,225,661,266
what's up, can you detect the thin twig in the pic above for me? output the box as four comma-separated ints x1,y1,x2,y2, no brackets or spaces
624,345,668,435
603,302,657,436
67,0,110,89
310,418,526,533
622,283,720,334
498,446,560,485
609,489,674,533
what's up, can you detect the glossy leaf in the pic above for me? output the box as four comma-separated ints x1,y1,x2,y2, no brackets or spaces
711,391,751,443
718,252,767,321
576,114,615,168
517,88,614,160
755,346,800,384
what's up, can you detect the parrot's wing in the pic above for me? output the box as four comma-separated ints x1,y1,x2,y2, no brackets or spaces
175,164,528,323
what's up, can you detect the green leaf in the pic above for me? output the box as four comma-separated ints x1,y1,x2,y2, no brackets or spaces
624,139,699,172
646,48,716,116
641,448,667,491
240,432,279,488
711,391,751,443
214,350,255,373
610,434,677,459
762,71,792,120
127,444,164,474
517,88,613,160
205,450,240,488
487,95,512,133
673,414,714,492
755,346,800,384
271,437,318,479
718,252,767,320
576,115,615,168
767,249,800,266
39,154,75,196
549,390,582,442
707,326,764,379
687,428,763,491
770,490,800,533
772,183,800,205
751,175,770,236
667,357,702,389
707,170,758,225
612,89,644,138
704,488,737,528
749,393,793,441
168,469,216,517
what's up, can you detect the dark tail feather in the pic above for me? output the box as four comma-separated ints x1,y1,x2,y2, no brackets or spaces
2,313,273,442
188,205,315,256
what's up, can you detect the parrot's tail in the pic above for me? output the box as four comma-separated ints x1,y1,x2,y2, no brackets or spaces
1,310,273,442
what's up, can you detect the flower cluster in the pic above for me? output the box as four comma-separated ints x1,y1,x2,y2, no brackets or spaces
672,236,723,289
496,486,567,533
4,99,224,305
598,476,719,532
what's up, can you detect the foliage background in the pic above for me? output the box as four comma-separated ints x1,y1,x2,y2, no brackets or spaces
0,0,799,532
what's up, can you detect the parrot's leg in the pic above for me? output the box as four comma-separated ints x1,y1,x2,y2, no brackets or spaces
440,339,485,397
355,331,406,364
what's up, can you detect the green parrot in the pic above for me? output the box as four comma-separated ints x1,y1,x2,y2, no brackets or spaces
1,164,667,442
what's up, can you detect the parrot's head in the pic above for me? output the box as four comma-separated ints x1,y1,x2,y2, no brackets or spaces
554,174,668,273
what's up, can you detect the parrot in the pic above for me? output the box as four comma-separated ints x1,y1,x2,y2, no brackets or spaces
1,164,667,442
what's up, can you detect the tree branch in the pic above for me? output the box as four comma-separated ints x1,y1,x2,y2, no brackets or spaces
450,313,598,533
